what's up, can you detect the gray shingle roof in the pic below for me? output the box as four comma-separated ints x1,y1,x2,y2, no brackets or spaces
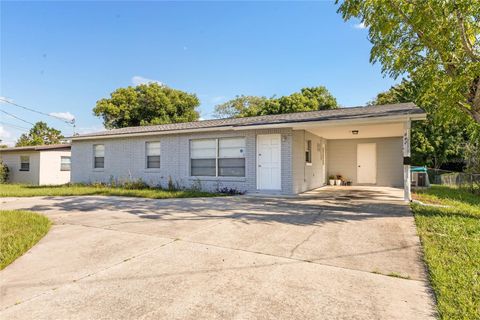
0,144,71,153
74,103,424,139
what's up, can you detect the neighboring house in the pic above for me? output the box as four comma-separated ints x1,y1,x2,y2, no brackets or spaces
0,144,71,185
70,103,426,200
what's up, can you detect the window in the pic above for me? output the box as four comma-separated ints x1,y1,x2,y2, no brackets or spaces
146,141,160,168
218,138,245,177
61,156,71,171
190,137,246,177
190,139,217,176
93,144,105,169
305,140,312,163
20,156,30,171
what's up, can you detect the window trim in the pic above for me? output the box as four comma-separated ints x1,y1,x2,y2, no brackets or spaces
190,137,246,178
20,155,30,172
60,156,71,171
93,144,105,169
145,141,161,169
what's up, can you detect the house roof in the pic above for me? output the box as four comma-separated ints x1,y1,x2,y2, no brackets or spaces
73,102,425,140
0,144,71,153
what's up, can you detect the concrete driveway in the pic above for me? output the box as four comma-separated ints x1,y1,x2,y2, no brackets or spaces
0,187,436,319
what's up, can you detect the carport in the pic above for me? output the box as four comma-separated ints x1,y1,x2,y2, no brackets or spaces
290,115,419,201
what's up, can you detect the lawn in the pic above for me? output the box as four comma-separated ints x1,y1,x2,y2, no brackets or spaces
0,184,220,199
412,185,480,320
0,210,51,270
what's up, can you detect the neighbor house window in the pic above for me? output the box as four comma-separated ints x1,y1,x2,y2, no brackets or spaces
60,156,71,171
93,144,105,169
146,141,160,168
305,140,312,163
20,156,30,171
190,137,245,177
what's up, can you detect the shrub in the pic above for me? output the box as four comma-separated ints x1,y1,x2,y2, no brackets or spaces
217,187,245,195
122,179,149,190
0,161,9,183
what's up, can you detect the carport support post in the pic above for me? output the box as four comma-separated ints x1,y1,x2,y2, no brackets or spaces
403,120,411,202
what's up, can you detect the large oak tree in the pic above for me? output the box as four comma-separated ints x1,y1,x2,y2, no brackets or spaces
93,83,200,129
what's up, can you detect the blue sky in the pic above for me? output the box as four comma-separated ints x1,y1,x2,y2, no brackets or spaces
0,1,397,145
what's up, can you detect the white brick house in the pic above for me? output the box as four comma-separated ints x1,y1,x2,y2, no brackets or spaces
70,103,426,200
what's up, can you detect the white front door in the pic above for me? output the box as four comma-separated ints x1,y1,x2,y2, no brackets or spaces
357,143,377,184
257,134,281,190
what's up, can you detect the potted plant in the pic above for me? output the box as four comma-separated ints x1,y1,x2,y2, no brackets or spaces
335,175,342,186
328,175,335,186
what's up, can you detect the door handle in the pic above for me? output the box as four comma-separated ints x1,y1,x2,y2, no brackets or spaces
258,165,262,167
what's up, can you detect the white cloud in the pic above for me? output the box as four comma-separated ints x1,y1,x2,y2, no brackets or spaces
131,76,163,86
354,22,367,29
0,96,14,104
49,111,75,122
0,126,12,139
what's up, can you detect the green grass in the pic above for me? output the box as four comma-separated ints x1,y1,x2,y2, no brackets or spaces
0,184,221,199
0,210,51,270
412,185,480,319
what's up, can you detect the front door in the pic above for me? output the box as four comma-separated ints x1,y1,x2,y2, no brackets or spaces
257,134,281,190
357,143,377,184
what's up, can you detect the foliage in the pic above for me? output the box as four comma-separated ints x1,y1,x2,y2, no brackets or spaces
412,186,480,319
0,210,51,270
370,79,473,169
93,83,200,129
15,122,64,147
0,183,220,199
214,86,338,118
464,130,480,173
213,95,268,118
216,187,245,195
337,1,480,124
0,161,8,184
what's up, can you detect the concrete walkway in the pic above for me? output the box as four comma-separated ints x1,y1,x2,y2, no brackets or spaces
0,188,436,319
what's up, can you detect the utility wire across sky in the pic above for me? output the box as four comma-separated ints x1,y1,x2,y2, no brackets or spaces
0,97,75,125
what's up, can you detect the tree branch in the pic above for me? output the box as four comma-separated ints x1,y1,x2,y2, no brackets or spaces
455,8,480,62
388,0,457,76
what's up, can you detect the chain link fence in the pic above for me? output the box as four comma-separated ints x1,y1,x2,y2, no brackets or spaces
428,168,480,194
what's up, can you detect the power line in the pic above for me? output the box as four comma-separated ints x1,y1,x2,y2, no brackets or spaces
0,98,75,125
0,109,35,125
0,121,30,131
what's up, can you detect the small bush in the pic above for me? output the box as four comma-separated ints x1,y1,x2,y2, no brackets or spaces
0,161,9,183
122,179,149,190
217,187,245,195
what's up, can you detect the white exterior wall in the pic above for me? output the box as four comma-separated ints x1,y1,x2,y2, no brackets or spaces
0,149,71,185
292,130,327,193
71,128,295,194
0,151,41,185
327,137,404,187
38,150,71,185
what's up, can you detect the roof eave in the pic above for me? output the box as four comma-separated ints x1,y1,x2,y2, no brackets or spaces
71,112,426,141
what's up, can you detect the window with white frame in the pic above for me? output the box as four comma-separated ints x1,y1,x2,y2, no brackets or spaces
146,141,160,168
93,144,105,169
60,156,71,171
20,156,30,171
305,140,312,163
190,137,245,177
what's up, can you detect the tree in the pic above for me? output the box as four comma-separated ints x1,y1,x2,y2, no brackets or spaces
214,86,338,118
213,95,268,118
370,79,470,169
337,1,480,124
93,83,200,129
16,122,64,147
